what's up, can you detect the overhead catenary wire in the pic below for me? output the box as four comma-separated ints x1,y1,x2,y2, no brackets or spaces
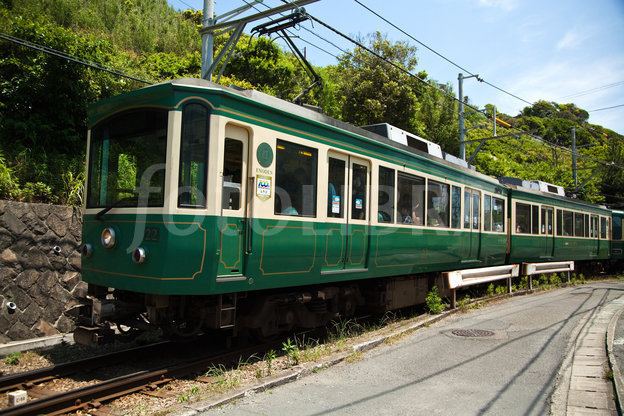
0,32,152,85
588,103,624,113
250,5,623,171
342,1,623,170
559,80,624,100
303,13,487,115
352,0,534,106
176,0,198,11
242,0,349,57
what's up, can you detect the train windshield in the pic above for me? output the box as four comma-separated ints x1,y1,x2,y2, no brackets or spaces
87,109,168,208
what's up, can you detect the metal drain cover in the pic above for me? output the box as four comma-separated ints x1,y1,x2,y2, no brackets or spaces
451,329,495,337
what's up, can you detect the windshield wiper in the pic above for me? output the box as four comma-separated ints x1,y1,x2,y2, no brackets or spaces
95,196,138,220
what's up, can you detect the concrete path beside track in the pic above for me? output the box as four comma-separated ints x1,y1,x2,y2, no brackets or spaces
200,282,624,416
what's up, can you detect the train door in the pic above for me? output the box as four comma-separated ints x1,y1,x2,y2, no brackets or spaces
322,153,369,273
323,152,349,273
346,157,370,270
591,215,599,256
217,129,249,277
541,206,554,258
463,188,482,262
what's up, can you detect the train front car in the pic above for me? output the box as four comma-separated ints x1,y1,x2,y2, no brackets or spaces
77,80,225,343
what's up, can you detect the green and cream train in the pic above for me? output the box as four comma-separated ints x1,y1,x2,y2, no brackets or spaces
77,78,623,340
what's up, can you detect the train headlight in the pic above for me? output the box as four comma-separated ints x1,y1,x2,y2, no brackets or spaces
81,243,93,257
132,247,146,264
101,228,116,249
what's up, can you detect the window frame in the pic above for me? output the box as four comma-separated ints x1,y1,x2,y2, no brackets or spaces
178,103,209,209
491,196,505,233
377,165,395,223
426,179,451,228
396,171,426,226
274,139,319,218
221,137,244,212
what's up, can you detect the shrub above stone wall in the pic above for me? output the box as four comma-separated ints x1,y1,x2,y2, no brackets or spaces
0,200,84,342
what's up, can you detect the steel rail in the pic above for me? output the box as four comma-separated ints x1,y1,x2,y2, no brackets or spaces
0,341,172,394
0,342,277,416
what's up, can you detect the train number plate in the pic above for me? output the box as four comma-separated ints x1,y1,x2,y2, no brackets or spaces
144,227,160,242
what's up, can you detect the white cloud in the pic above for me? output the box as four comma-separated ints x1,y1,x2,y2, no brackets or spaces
490,56,624,133
478,0,518,11
556,30,585,51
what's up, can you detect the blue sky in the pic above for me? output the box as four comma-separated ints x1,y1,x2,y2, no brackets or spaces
169,0,624,134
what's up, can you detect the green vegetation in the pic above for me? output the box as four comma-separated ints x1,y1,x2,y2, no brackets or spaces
281,338,300,366
264,349,276,375
3,351,21,365
1,1,622,205
425,286,446,314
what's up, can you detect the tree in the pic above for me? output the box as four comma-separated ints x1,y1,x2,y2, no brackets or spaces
332,32,426,132
414,82,458,154
0,11,136,200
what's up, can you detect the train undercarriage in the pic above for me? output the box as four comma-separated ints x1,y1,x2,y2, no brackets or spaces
72,274,448,346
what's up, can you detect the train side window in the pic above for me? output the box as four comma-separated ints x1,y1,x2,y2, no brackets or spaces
556,210,563,236
547,208,554,235
563,211,574,236
483,195,492,232
515,203,531,234
615,216,623,240
351,163,368,220
179,103,209,208
541,207,547,234
584,214,590,238
601,217,607,239
327,157,346,218
531,205,539,234
377,166,394,223
574,213,584,237
590,215,597,238
492,197,505,232
427,180,450,228
222,139,243,210
274,140,318,217
472,191,480,230
451,185,461,229
464,190,471,229
397,172,425,225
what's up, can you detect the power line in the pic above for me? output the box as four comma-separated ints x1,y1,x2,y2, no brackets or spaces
0,32,152,84
243,0,349,56
352,0,533,106
282,11,623,170
241,3,623,171
589,103,624,112
174,0,198,10
304,13,485,114
352,0,472,75
559,80,624,100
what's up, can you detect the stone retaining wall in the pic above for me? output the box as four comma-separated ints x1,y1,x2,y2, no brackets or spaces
0,200,83,342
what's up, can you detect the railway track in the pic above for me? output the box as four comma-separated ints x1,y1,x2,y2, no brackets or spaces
0,340,278,416
0,341,174,396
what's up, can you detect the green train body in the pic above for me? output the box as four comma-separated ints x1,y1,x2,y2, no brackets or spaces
613,210,624,261
77,79,622,340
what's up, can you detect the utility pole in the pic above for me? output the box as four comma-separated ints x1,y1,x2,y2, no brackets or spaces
458,73,465,160
572,127,577,189
493,106,497,137
458,73,482,160
201,0,215,80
